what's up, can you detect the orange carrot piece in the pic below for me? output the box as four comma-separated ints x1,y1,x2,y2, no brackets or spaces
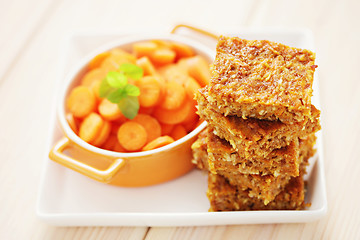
92,120,111,147
66,86,96,118
170,125,188,141
136,56,157,76
153,97,193,125
136,76,162,108
160,81,186,110
150,48,176,65
182,97,200,131
110,123,121,135
160,123,175,135
184,76,201,99
151,40,172,48
89,80,102,101
113,140,127,152
171,42,194,60
79,113,104,143
133,114,161,143
98,98,124,121
138,106,154,115
88,52,110,70
133,41,158,58
142,136,175,151
66,113,79,134
101,50,136,72
182,117,199,132
81,68,107,87
102,134,118,151
182,98,198,123
117,121,147,151
179,56,210,87
177,58,190,73
158,64,189,86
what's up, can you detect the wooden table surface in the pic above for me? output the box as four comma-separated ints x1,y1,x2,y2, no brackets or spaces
1,0,360,239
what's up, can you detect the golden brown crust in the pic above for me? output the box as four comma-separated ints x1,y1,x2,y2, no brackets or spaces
191,129,208,170
191,128,315,205
205,36,316,124
207,172,305,211
196,90,321,159
207,130,301,177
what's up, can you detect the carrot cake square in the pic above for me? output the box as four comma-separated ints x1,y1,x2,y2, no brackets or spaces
203,36,317,124
196,90,320,159
207,171,306,211
191,129,315,204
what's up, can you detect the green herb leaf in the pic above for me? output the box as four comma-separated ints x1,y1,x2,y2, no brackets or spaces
99,63,143,119
106,71,127,88
124,84,140,96
118,96,140,119
99,78,113,98
119,63,143,80
107,89,127,103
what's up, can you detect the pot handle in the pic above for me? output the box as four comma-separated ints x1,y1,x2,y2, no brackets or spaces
171,24,219,40
49,137,125,183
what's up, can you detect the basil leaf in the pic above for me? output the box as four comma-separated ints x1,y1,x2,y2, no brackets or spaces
107,89,127,103
106,71,127,88
99,79,113,98
124,84,140,96
119,63,143,80
118,96,139,119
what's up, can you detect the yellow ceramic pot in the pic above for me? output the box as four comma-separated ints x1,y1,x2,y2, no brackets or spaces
49,34,214,187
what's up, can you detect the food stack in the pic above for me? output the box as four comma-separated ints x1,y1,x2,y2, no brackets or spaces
192,36,321,211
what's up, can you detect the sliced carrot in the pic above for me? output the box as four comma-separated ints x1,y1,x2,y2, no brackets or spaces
79,113,104,143
171,42,194,60
88,52,110,70
102,134,118,151
142,136,175,151
136,56,157,76
182,98,198,123
170,125,187,141
177,58,190,73
153,97,193,125
113,140,127,152
98,98,124,121
101,50,136,72
92,120,111,147
150,48,176,65
184,76,201,99
136,76,162,108
81,68,107,87
67,86,96,118
133,114,161,143
133,41,158,58
117,121,147,151
138,106,154,115
160,123,175,135
158,64,189,86
160,81,186,110
178,56,210,87
182,98,200,132
182,117,199,132
66,113,79,134
151,39,172,49
153,74,166,96
110,48,136,58
110,123,121,135
89,80,101,101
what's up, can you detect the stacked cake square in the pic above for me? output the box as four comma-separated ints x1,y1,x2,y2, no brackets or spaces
192,36,321,211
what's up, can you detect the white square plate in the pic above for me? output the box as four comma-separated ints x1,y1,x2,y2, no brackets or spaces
36,28,327,226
